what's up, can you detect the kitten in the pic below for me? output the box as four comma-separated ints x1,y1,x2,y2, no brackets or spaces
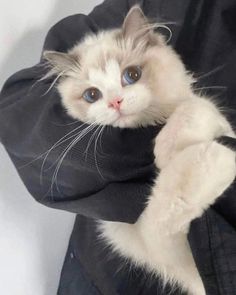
43,6,236,295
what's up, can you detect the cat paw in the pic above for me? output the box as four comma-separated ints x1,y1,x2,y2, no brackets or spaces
199,141,236,201
154,99,234,169
154,123,180,169
154,113,200,169
167,142,235,204
153,141,236,232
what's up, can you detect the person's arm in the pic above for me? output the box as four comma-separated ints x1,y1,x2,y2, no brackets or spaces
0,0,157,223
0,0,188,222
2,1,236,293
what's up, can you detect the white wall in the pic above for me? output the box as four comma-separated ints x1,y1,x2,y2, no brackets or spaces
0,1,101,294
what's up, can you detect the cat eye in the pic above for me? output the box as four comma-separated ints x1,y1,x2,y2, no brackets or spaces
122,66,142,86
82,88,102,103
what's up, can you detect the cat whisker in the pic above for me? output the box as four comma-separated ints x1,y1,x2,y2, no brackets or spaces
83,125,102,161
194,85,227,91
42,70,67,96
19,122,86,170
94,125,106,179
28,78,43,94
99,125,105,152
26,63,53,94
49,115,106,194
141,23,174,43
39,121,94,183
195,65,225,80
50,122,99,195
51,119,80,127
40,129,83,182
39,116,102,181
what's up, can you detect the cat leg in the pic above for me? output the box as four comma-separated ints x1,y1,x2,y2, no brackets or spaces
155,96,235,169
146,141,236,235
100,220,204,294
100,141,235,295
138,141,235,293
100,99,235,294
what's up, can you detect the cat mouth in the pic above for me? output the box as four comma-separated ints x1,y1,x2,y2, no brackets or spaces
112,111,136,124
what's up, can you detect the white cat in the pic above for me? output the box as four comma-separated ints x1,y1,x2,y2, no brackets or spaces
43,6,236,295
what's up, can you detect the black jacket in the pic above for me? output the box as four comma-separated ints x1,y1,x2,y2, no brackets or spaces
1,0,236,294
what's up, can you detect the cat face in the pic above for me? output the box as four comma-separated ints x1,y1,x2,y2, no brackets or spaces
44,6,194,128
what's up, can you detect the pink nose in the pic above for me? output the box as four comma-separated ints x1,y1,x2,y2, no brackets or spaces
108,97,123,110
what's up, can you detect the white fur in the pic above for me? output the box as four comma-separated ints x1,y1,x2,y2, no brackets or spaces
44,6,236,294
57,28,194,127
99,98,236,295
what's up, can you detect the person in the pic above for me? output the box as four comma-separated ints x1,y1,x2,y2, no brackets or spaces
1,0,236,294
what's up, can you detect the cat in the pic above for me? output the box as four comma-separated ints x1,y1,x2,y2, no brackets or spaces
43,6,236,295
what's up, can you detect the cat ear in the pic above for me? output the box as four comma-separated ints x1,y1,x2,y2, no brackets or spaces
43,51,79,76
122,5,165,46
122,5,147,38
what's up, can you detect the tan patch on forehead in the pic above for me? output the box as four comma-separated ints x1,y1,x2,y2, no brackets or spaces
96,51,120,71
104,34,147,65
82,52,122,80
79,30,153,82
115,36,150,70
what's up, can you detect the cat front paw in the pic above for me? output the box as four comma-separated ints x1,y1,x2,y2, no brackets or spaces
150,141,236,234
154,98,234,169
154,114,190,169
168,142,236,204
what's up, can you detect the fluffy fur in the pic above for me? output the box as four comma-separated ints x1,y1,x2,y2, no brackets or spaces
43,6,236,295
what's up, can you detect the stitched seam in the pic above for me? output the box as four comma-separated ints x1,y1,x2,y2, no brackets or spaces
72,250,103,295
217,218,235,292
206,212,221,294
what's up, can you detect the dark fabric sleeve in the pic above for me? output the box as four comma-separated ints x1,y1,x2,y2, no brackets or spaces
0,0,193,222
2,1,236,293
0,0,159,224
177,1,236,293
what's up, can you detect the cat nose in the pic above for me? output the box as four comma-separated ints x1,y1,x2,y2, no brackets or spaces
108,97,123,110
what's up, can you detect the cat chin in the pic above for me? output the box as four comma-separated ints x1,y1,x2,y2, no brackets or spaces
84,111,156,128
103,117,157,129
110,114,144,128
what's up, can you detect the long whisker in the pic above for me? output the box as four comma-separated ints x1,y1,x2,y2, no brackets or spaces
99,125,105,153
194,85,227,91
50,123,99,195
94,125,106,179
195,65,225,80
39,122,89,178
51,123,98,172
49,114,107,194
19,122,86,170
39,128,87,183
28,78,43,94
42,70,67,96
52,120,79,127
83,125,101,161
